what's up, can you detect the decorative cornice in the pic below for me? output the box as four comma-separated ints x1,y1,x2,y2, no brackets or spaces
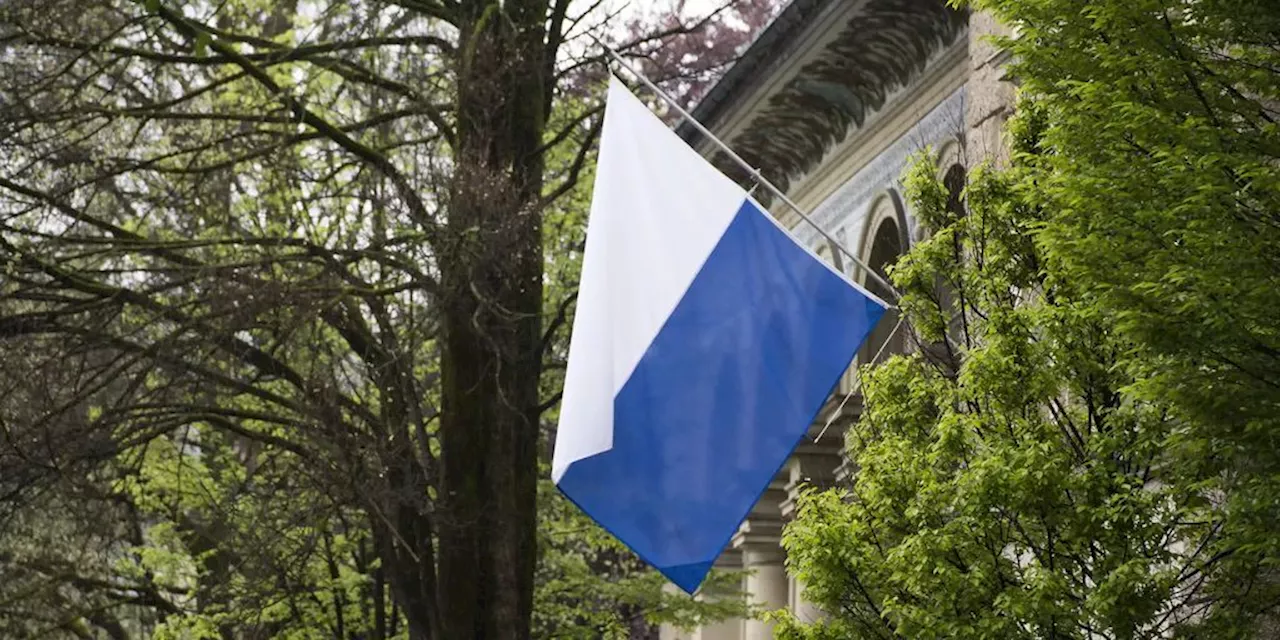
681,0,968,196
795,83,965,249
678,0,838,144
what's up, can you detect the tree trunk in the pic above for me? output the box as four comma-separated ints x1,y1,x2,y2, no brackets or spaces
436,2,548,638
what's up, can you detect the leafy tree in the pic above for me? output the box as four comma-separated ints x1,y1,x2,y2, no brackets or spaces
0,0,770,637
775,157,1201,639
983,1,1280,633
774,0,1280,637
533,471,745,639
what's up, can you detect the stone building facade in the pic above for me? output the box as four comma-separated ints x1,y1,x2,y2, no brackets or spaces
661,1,1013,637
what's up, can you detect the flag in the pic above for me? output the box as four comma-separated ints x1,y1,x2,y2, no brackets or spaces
552,77,888,594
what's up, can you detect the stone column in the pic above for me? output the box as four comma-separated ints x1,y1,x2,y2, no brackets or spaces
741,544,788,640
696,618,746,640
732,480,789,640
660,551,745,640
694,550,745,640
781,432,847,625
660,623,692,640
789,574,827,624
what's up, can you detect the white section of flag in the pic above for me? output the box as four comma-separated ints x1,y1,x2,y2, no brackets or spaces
551,77,748,483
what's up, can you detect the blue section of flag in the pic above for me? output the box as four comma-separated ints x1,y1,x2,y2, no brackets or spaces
557,199,886,593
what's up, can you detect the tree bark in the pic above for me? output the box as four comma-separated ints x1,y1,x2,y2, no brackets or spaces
436,1,548,638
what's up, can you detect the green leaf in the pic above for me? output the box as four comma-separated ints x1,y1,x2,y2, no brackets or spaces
194,32,211,58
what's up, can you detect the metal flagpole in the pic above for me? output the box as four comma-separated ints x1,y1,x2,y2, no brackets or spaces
594,39,902,302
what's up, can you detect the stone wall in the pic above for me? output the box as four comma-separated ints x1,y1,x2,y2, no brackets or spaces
965,10,1015,169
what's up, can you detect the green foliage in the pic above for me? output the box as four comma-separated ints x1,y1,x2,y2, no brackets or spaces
777,0,1280,636
0,23,743,633
778,160,1193,639
988,0,1280,632
534,474,747,638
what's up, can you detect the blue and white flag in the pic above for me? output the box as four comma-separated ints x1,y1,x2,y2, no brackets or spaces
552,77,888,594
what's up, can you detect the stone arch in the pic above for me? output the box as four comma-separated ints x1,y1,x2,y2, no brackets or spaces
860,189,911,262
857,190,909,295
855,191,909,367
934,137,965,179
900,138,965,244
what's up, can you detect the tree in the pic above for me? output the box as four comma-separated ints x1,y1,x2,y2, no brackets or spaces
979,1,1280,632
0,0,771,637
533,470,745,639
774,157,1208,639
617,0,781,111
773,0,1280,636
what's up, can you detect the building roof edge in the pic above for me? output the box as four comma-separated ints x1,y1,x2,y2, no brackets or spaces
676,0,835,143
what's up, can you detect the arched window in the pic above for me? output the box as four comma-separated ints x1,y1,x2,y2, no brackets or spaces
858,212,906,366
943,163,966,219
941,163,967,335
866,217,902,301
